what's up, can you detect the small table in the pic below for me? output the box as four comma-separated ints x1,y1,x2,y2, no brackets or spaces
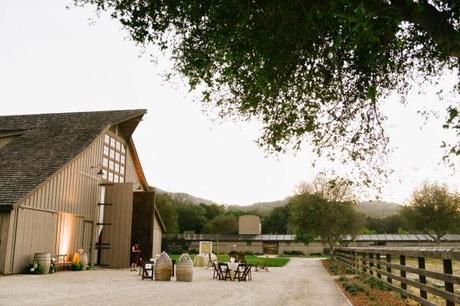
193,255,209,267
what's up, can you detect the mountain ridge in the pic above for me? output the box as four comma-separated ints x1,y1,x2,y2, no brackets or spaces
153,187,401,218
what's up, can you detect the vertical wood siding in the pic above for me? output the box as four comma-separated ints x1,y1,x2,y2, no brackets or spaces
12,207,58,272
6,126,144,273
101,183,133,268
153,215,162,256
0,212,10,274
124,149,140,190
18,133,105,219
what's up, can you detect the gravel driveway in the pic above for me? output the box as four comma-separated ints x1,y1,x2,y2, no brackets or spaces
0,258,351,306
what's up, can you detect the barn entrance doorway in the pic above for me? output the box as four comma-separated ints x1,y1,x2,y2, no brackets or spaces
263,242,279,254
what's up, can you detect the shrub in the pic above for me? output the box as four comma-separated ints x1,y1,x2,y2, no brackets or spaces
344,282,363,295
339,275,348,283
329,263,338,274
170,250,186,255
188,249,199,254
71,262,83,271
362,276,387,291
23,262,45,274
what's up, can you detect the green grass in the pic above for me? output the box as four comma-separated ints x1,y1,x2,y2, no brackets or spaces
168,254,289,267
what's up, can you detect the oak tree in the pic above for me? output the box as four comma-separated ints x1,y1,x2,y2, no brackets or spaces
402,183,460,243
288,177,364,256
76,0,460,174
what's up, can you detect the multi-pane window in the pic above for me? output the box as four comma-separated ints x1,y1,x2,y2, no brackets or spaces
102,134,126,183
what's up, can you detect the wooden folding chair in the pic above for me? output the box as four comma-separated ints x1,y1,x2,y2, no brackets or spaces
237,264,252,281
141,260,154,280
212,261,219,279
218,263,231,281
234,263,245,281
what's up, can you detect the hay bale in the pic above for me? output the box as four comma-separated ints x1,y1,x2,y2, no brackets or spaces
155,252,172,281
176,254,193,282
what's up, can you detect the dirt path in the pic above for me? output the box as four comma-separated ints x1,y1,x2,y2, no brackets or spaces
0,258,351,306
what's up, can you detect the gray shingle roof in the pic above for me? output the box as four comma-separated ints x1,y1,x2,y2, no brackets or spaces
0,109,146,209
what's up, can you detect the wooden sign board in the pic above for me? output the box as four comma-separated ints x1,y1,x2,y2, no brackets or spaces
199,241,212,255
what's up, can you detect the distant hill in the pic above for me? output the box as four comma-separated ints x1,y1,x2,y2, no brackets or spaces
227,198,290,215
357,201,401,218
153,187,401,218
154,187,217,205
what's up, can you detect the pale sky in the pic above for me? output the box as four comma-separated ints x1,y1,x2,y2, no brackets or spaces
0,0,458,205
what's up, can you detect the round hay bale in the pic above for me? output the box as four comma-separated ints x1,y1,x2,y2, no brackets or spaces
176,253,193,282
155,252,172,281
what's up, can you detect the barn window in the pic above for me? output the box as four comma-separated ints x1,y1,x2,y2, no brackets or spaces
101,133,127,183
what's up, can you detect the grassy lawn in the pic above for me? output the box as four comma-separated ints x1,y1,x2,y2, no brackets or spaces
169,254,289,267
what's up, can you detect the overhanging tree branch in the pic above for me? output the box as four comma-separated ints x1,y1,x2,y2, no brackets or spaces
391,0,460,58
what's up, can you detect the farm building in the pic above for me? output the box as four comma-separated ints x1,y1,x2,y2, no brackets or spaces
167,233,460,256
0,110,165,274
238,214,261,235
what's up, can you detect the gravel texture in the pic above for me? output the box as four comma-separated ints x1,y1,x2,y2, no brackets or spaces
0,258,351,306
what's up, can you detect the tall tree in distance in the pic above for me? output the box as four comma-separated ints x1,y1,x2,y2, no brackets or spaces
75,0,460,182
176,203,207,234
202,214,239,235
200,203,225,221
154,193,179,234
297,176,356,202
262,205,289,234
402,183,460,243
289,176,364,257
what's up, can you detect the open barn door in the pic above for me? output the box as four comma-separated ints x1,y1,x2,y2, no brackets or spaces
99,183,133,268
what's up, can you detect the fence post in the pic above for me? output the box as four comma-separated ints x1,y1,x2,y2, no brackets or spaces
355,251,359,271
400,255,407,299
349,251,357,271
369,253,374,275
386,254,392,284
376,253,381,279
362,252,367,273
418,257,428,300
354,251,358,271
443,259,454,306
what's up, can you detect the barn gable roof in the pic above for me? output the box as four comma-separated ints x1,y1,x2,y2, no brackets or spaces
0,109,146,209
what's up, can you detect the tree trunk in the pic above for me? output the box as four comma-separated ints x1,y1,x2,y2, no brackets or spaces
327,239,335,260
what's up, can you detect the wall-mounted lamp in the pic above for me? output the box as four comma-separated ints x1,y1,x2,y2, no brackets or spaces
91,164,104,177
136,185,142,191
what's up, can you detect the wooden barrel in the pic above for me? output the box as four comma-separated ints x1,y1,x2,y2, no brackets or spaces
80,253,88,270
33,253,51,274
176,254,193,282
155,252,172,281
